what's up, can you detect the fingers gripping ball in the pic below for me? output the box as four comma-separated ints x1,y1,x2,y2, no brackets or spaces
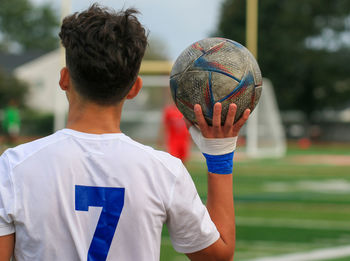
170,37,262,125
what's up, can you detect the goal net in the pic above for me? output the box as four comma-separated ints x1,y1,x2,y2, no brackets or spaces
246,78,286,158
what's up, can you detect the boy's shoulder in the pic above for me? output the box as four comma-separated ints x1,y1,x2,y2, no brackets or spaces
118,134,183,169
1,131,67,169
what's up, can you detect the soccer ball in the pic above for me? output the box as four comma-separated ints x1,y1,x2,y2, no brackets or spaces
169,37,262,125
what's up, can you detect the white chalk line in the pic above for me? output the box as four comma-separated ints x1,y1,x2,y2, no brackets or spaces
236,216,350,230
246,244,350,261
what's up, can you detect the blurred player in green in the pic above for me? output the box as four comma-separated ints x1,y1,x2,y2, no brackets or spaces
2,100,21,144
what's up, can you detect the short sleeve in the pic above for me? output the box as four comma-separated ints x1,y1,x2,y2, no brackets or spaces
0,153,15,236
166,164,219,253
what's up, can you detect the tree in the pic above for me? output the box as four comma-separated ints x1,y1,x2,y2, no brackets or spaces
0,69,27,108
215,0,350,119
0,0,59,52
143,36,169,60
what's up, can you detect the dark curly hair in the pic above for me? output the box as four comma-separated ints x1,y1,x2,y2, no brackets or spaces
59,4,148,105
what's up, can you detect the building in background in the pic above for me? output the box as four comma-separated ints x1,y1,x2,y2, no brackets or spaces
0,51,46,74
14,50,65,113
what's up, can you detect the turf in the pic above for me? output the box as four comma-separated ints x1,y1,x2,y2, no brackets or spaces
160,144,350,261
325,258,350,261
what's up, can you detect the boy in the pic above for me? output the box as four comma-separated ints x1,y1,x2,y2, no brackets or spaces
0,4,250,261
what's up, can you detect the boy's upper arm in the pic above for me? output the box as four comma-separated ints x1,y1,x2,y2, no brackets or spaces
0,153,15,236
166,165,220,254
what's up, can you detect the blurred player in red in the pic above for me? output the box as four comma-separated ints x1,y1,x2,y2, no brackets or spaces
162,103,191,164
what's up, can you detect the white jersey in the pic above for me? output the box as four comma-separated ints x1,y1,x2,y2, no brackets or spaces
0,129,219,261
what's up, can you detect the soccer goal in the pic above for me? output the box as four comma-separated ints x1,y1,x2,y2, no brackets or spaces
246,78,286,158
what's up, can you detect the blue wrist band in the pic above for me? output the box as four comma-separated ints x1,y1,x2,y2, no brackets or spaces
202,151,234,174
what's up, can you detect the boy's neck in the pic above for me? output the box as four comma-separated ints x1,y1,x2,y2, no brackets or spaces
65,100,124,134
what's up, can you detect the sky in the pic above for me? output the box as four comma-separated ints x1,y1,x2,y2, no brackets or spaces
30,0,226,61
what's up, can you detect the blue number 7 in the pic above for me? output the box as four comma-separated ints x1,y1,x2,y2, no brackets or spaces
75,185,125,261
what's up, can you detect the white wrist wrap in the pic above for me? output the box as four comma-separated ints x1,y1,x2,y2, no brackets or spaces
189,126,238,155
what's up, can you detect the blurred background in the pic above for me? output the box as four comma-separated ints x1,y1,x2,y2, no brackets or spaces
0,0,350,261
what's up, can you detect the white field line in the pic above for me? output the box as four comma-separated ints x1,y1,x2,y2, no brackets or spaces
236,216,350,230
246,245,350,261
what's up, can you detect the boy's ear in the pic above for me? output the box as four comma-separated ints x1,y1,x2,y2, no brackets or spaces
126,76,143,100
59,67,70,91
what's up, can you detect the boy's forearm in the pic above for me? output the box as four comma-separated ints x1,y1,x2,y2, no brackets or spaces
206,173,235,249
0,233,15,261
186,172,235,261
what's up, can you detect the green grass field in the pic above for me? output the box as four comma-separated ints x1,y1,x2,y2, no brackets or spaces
160,144,350,261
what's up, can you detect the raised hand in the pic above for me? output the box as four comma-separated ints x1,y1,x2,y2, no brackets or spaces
193,103,251,139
